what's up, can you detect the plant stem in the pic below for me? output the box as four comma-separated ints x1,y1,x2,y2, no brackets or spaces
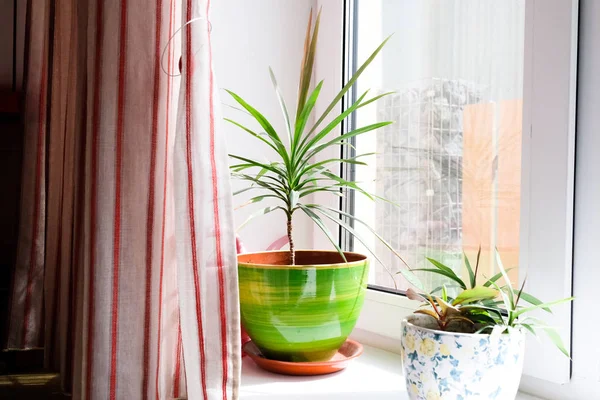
287,213,295,265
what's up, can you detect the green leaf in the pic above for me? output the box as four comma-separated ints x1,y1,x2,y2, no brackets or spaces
268,67,292,142
303,121,393,165
224,118,279,153
293,81,323,156
495,250,515,309
356,91,395,110
229,155,287,179
469,314,498,327
460,304,505,321
520,323,537,337
235,194,280,210
464,252,476,289
474,246,481,283
489,280,513,320
237,206,283,231
299,153,374,179
297,90,370,163
482,267,516,287
441,285,448,302
298,204,347,262
230,173,288,202
426,258,465,287
518,291,552,313
412,268,467,290
310,35,392,134
425,258,467,290
319,171,375,201
452,286,499,306
512,297,574,319
233,186,257,196
311,205,414,271
542,327,571,358
225,90,290,167
308,205,423,290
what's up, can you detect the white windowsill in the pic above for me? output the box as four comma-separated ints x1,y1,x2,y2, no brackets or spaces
239,344,545,400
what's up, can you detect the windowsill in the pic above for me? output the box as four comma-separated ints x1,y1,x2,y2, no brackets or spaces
240,344,545,400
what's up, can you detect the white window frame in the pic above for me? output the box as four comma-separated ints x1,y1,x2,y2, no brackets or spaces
311,0,584,395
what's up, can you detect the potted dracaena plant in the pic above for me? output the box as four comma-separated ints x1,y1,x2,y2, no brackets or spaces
401,250,573,400
226,10,419,363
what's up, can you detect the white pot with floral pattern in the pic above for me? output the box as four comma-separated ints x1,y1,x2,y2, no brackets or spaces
401,315,525,400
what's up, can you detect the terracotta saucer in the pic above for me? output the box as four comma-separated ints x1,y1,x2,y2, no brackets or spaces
243,339,363,376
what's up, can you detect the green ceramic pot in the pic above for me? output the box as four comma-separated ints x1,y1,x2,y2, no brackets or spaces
238,250,369,362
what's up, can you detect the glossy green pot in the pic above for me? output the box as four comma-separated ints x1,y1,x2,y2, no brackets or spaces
238,250,369,362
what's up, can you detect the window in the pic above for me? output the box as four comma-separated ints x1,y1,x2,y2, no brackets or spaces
312,0,577,390
345,0,525,292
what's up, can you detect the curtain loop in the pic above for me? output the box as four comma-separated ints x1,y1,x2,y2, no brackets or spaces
160,16,212,77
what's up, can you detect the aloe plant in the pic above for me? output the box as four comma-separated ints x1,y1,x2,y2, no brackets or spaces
409,249,574,357
226,10,419,286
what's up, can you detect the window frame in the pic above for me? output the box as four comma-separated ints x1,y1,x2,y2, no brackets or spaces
312,0,579,390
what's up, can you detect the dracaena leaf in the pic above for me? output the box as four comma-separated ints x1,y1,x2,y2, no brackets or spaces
310,35,393,134
237,206,282,231
298,204,347,263
268,67,292,142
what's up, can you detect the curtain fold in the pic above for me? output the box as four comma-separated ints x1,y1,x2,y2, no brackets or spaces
5,1,241,399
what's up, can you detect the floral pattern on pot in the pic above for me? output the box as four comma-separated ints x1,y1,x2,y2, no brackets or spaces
401,315,525,400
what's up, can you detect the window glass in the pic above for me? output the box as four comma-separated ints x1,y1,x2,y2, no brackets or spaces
349,0,525,291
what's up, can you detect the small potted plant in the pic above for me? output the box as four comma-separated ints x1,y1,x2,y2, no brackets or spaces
401,250,573,400
226,10,419,363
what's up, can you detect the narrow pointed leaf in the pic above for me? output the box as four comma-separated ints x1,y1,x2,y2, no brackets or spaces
224,118,279,153
495,249,515,308
413,268,468,290
237,206,282,231
542,327,570,358
229,154,287,179
521,323,537,337
309,205,423,289
225,90,290,166
483,268,516,287
303,121,393,164
293,81,323,155
356,91,395,110
464,252,476,289
269,67,292,142
518,292,552,313
308,204,414,272
513,297,574,319
311,35,392,133
298,204,347,262
296,9,321,121
299,90,370,158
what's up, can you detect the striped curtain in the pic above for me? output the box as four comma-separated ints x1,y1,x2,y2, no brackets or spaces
5,0,241,399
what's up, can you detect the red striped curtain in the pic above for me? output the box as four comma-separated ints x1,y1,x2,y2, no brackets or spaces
5,1,241,399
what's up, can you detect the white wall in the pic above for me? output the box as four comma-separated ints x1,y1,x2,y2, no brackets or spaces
211,0,316,252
